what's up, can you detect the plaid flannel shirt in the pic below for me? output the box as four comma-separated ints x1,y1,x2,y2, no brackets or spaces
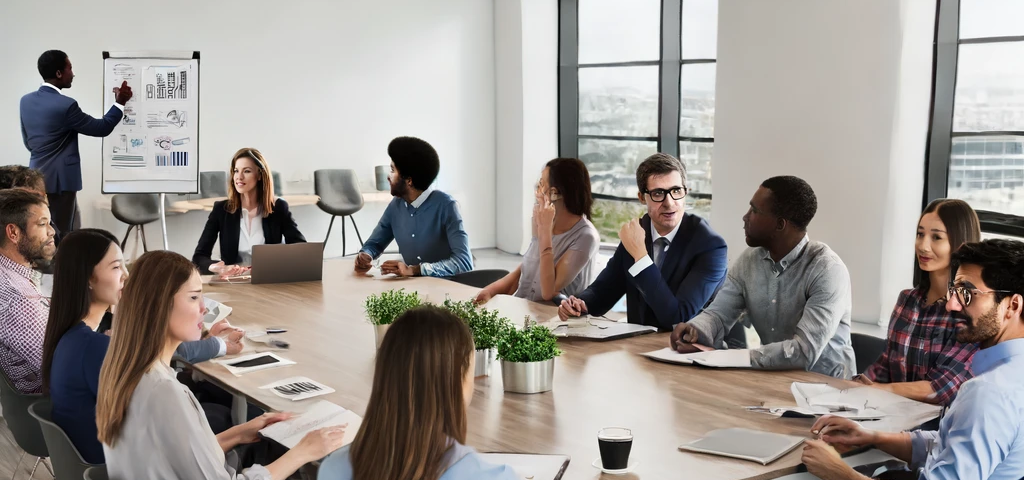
0,253,47,393
865,288,976,406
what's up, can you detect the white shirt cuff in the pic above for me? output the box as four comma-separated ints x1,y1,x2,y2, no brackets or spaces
628,255,654,277
214,336,227,357
111,102,125,112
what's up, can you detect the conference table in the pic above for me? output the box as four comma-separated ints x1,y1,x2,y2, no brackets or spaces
192,259,866,480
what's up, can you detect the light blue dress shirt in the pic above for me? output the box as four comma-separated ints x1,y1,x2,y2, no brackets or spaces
318,442,517,480
909,338,1024,480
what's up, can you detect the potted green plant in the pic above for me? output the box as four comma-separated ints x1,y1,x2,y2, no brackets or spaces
364,288,421,348
442,298,512,377
497,316,562,394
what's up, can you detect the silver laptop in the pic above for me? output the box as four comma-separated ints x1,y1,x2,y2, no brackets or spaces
251,243,324,284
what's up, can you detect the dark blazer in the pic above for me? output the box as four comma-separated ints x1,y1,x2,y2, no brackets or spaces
577,213,728,331
192,198,306,274
20,86,123,193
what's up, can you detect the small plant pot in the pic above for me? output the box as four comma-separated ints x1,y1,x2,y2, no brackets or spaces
501,358,555,394
374,323,391,349
475,348,497,377
374,165,390,191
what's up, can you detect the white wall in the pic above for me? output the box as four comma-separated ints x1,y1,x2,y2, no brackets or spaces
714,0,936,324
0,0,496,259
494,0,559,254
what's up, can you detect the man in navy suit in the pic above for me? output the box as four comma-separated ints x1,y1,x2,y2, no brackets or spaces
20,50,133,235
558,153,729,333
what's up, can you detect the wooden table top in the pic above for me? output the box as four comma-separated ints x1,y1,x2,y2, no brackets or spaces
193,259,847,480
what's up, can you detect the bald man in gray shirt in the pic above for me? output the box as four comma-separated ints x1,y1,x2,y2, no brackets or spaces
671,176,855,378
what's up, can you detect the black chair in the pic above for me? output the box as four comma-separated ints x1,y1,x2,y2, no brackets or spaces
111,194,161,253
852,332,887,374
29,399,99,480
446,269,509,289
200,171,228,198
83,465,108,480
314,169,365,256
0,369,51,478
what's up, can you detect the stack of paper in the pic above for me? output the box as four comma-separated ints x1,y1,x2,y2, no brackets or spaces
641,347,752,368
259,400,362,449
791,383,941,430
679,428,804,465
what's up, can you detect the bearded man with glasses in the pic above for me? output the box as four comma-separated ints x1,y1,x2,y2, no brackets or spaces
801,239,1024,480
558,153,729,333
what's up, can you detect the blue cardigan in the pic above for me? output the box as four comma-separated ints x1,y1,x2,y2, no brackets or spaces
50,321,109,464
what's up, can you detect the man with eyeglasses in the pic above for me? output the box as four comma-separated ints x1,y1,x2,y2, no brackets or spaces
670,176,856,377
801,239,1024,480
0,188,55,393
558,153,728,331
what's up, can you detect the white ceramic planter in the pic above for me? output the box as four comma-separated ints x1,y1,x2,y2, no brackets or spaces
475,348,497,377
374,323,391,349
501,358,555,394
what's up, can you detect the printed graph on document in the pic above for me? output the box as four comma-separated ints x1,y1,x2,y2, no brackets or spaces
155,152,189,167
110,155,145,169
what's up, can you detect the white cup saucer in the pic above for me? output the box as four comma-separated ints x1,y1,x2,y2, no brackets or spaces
591,458,638,475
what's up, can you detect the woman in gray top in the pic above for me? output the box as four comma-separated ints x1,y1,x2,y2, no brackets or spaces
95,251,346,480
475,158,600,305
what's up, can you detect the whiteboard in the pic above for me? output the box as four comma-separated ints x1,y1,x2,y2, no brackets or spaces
101,51,199,193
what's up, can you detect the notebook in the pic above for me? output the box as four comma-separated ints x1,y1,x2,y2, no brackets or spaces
679,428,804,465
544,318,657,341
259,400,362,449
479,453,570,480
641,347,752,368
211,352,296,376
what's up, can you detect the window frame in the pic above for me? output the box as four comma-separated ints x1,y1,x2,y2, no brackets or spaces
925,0,1024,237
559,0,715,207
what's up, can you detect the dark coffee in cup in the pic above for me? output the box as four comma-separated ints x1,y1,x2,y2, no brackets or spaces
597,427,633,470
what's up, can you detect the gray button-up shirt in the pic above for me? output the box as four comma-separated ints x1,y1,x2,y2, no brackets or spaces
687,236,855,378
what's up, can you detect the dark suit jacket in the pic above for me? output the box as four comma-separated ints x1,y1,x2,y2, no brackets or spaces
192,198,306,274
20,86,123,193
577,213,728,331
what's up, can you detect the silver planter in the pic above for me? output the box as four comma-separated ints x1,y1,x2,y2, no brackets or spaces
374,323,391,349
374,165,390,191
474,348,497,377
501,358,555,394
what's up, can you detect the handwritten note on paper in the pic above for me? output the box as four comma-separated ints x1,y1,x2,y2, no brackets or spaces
641,347,752,368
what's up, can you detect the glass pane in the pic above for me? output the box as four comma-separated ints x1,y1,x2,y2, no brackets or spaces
579,66,660,137
681,0,719,59
591,198,648,243
578,138,657,198
960,0,1024,39
578,0,661,64
953,42,1024,132
947,136,1024,216
678,141,714,195
679,64,717,138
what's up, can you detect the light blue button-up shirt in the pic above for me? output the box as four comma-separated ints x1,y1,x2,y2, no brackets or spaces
318,443,518,480
909,338,1024,480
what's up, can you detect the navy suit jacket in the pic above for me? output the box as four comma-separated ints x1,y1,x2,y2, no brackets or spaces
20,86,123,193
192,198,306,274
577,213,728,331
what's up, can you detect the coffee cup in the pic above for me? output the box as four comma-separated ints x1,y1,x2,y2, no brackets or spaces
597,427,633,470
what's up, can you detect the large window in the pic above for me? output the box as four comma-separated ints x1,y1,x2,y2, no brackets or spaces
927,0,1024,234
559,0,718,242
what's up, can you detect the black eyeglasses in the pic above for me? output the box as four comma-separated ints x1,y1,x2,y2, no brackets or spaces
644,186,687,203
948,284,1013,307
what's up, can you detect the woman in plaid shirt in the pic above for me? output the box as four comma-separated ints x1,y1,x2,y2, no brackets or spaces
856,199,980,406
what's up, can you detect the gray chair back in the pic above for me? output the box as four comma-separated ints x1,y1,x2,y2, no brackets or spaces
0,368,48,458
852,333,887,374
314,169,364,216
111,194,162,226
84,464,108,480
446,269,509,288
200,171,228,198
29,399,97,479
272,171,283,197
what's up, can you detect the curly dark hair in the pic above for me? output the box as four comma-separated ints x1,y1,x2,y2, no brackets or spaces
951,239,1024,304
760,176,817,231
388,137,440,191
37,50,68,80
0,165,45,191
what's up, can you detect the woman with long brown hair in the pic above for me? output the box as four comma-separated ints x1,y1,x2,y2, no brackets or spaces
318,306,516,480
192,147,306,276
856,199,981,405
96,250,344,479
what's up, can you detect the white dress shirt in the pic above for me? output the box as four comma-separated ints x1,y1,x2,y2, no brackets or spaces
236,208,265,267
628,220,682,277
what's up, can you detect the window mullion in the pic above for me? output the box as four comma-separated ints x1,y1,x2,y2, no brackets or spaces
660,0,682,157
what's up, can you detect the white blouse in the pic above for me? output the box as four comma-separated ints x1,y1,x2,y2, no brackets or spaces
237,208,265,267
